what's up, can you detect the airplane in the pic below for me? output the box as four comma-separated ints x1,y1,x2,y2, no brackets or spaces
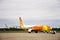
19,17,56,34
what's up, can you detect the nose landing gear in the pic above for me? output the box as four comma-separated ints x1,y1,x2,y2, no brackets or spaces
50,31,56,34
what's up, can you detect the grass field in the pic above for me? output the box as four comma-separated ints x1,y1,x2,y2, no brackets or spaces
0,33,60,40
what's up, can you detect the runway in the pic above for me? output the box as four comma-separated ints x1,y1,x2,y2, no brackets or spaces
0,33,60,40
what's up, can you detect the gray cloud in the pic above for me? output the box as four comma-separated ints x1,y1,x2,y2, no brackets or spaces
0,0,60,19
0,0,60,28
0,0,60,20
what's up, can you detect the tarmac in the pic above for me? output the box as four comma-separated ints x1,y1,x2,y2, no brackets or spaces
0,33,60,40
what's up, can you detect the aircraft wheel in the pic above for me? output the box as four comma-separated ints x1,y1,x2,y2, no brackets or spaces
52,31,56,34
35,31,38,33
28,32,31,33
50,31,56,34
46,32,49,33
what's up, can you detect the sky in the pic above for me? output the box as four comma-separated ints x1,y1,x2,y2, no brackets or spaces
0,0,60,28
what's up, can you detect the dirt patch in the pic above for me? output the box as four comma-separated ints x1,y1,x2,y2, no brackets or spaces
0,33,60,40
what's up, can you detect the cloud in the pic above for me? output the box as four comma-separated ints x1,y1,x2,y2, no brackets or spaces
0,0,60,28
0,0,60,20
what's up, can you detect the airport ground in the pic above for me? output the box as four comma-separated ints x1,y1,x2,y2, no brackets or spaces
0,32,60,40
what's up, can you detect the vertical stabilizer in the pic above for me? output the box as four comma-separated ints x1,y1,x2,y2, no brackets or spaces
19,17,24,29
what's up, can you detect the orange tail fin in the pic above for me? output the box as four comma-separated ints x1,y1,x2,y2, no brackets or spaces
19,17,24,29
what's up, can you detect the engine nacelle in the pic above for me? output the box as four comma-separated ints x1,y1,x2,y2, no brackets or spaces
28,29,32,33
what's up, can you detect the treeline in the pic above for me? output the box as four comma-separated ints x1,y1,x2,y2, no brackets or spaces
0,28,60,31
52,28,60,32
0,28,25,31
